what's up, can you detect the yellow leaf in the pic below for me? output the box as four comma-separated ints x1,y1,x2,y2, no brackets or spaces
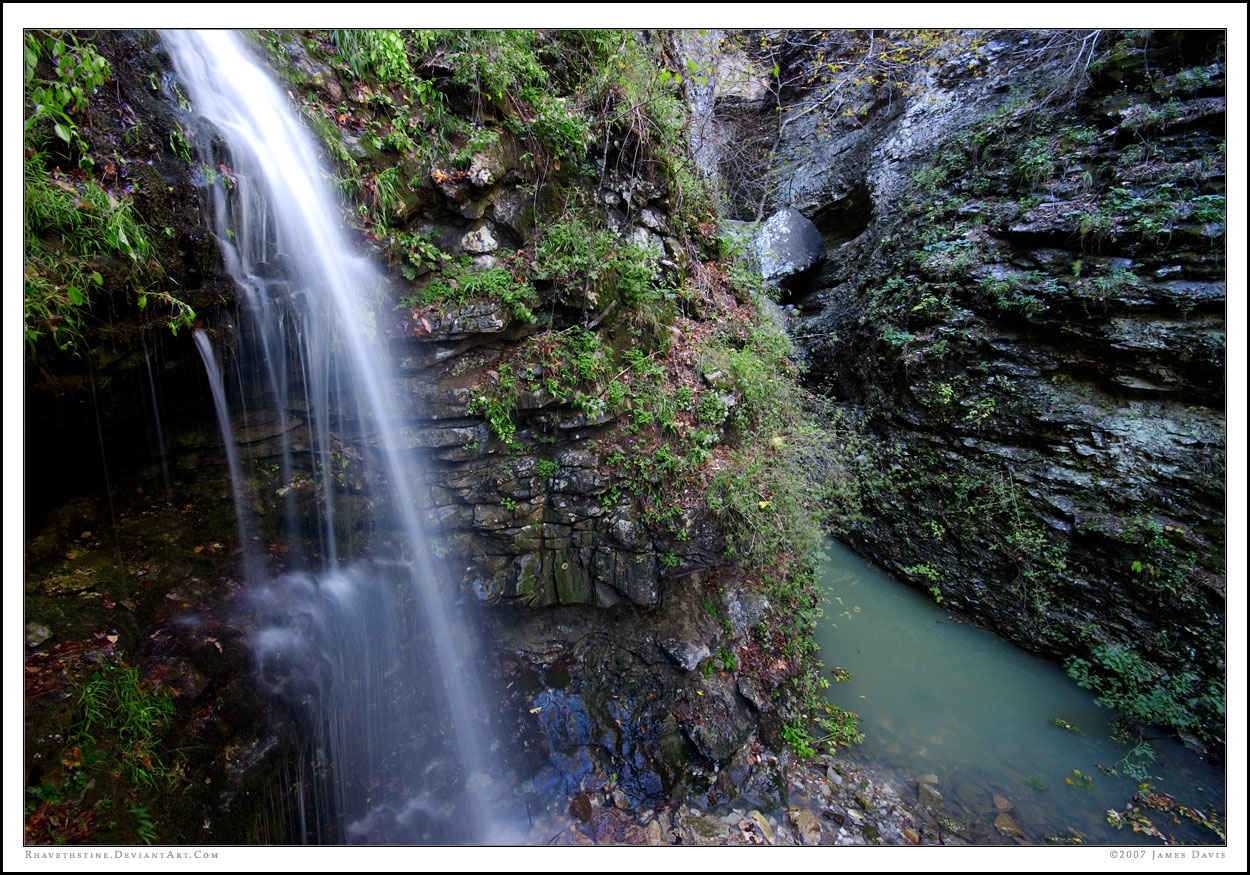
193,545,203,554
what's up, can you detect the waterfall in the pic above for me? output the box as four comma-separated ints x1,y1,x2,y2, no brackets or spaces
164,31,517,844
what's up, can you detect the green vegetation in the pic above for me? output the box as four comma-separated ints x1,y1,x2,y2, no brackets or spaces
23,30,195,358
25,654,179,845
534,207,672,334
1066,642,1223,742
703,311,831,568
392,229,451,279
75,659,176,789
332,29,413,83
23,30,111,165
781,719,816,758
466,324,613,449
23,151,194,355
404,261,538,324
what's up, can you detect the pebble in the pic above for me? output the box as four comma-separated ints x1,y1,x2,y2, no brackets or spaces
644,820,663,844
747,809,774,845
788,807,823,845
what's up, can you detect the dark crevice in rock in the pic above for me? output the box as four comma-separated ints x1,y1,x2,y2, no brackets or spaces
810,183,874,249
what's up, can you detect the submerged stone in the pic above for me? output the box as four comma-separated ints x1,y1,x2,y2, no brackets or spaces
994,811,1025,838
569,791,592,822
788,806,823,845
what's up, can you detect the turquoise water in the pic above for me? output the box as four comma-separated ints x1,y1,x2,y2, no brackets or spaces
816,540,1225,845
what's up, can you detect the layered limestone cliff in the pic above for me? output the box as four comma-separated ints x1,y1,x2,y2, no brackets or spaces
704,28,1227,752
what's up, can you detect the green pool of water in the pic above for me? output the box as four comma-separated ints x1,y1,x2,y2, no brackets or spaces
816,540,1225,845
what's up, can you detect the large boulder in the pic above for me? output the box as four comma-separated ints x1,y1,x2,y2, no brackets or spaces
751,208,826,286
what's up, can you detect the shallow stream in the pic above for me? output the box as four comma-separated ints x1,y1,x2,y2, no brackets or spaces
815,540,1225,845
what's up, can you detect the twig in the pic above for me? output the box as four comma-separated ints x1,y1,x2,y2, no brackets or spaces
586,298,619,330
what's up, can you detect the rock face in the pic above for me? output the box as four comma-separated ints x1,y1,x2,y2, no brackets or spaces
386,300,727,609
713,29,1227,750
488,578,777,812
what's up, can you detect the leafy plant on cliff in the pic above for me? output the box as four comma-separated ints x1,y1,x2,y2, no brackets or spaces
24,30,111,165
703,310,830,568
1065,643,1224,743
23,152,175,355
534,203,674,341
23,33,196,358
332,29,413,84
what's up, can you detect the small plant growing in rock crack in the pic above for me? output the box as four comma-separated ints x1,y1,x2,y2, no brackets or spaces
782,719,816,758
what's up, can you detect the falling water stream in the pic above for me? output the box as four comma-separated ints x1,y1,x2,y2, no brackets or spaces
164,31,521,844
